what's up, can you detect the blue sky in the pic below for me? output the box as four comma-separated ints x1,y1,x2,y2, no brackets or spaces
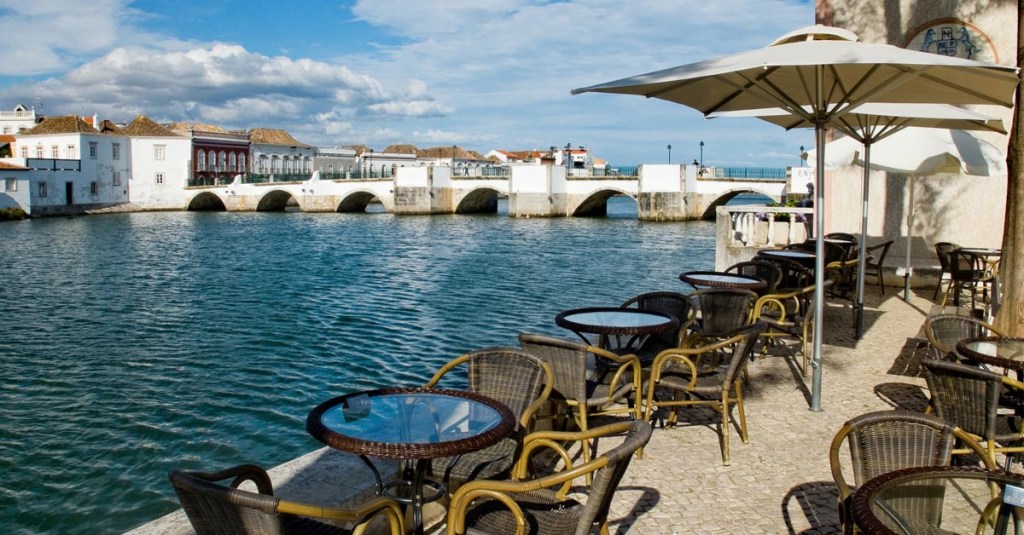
0,0,815,166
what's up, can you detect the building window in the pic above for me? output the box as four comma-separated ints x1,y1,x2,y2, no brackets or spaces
113,171,121,186
218,151,226,172
155,172,164,184
208,151,216,172
67,145,77,159
2,126,9,134
90,181,98,196
229,152,237,171
197,150,206,171
39,182,47,198
20,146,27,158
239,153,246,172
112,143,121,160
4,177,16,191
35,144,44,158
154,145,165,160
89,142,98,159
51,145,60,158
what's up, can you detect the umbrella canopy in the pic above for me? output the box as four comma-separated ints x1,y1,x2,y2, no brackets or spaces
809,127,1006,308
571,24,1018,411
728,103,1005,337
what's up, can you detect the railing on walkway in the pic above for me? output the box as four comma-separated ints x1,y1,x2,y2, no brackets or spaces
245,173,311,184
724,206,813,247
703,167,788,180
566,166,639,179
452,167,509,178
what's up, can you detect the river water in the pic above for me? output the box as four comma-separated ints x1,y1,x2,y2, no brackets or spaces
0,197,715,533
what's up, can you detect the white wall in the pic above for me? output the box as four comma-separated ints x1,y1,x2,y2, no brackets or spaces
129,136,192,209
13,132,131,213
638,164,682,192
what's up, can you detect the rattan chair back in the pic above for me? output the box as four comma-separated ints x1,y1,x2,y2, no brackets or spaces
620,291,694,348
757,256,812,292
517,334,592,405
921,359,1001,442
825,232,857,242
828,410,993,535
169,464,404,535
932,242,960,299
579,420,653,531
688,288,757,337
923,314,1004,361
724,260,783,294
463,348,552,429
864,240,893,294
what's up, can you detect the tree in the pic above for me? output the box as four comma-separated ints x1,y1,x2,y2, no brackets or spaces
994,1,1024,335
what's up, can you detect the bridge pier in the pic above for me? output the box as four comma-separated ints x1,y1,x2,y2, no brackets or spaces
393,167,455,214
507,166,566,218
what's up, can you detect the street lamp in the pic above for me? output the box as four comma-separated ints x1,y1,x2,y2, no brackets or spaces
799,145,806,166
667,144,672,164
699,141,704,168
564,143,571,176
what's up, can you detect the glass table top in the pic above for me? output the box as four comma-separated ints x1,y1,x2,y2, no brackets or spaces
557,308,677,331
960,338,1024,365
307,388,515,459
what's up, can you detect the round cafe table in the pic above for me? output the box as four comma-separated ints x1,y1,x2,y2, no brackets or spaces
756,248,816,269
957,337,1024,379
306,387,515,535
851,466,1024,535
679,270,767,291
555,306,678,351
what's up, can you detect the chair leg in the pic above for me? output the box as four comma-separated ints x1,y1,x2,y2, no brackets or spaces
932,272,944,300
720,399,731,466
735,384,748,445
577,409,593,484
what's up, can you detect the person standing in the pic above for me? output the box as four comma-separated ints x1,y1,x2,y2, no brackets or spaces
797,182,814,239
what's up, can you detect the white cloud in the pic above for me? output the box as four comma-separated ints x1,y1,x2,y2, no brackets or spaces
0,0,815,163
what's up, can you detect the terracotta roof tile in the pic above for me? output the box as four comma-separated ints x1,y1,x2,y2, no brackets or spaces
22,115,96,135
167,122,230,134
249,128,310,147
382,143,418,155
123,115,179,137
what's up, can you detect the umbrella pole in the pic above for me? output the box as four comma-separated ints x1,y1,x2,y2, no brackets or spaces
903,175,915,302
855,143,871,339
810,119,826,412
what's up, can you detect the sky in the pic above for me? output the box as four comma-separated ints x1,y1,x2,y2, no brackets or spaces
0,0,816,167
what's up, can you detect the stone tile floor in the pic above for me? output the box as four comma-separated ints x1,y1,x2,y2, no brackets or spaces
134,288,996,534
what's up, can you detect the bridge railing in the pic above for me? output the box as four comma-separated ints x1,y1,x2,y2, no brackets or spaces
565,166,639,179
452,167,510,178
703,167,788,180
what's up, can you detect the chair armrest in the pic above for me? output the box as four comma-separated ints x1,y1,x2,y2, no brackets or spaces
519,360,555,429
187,464,274,495
587,345,642,396
277,496,405,535
512,421,633,481
424,354,471,388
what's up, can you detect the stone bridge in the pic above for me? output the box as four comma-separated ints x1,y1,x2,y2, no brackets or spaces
183,165,794,221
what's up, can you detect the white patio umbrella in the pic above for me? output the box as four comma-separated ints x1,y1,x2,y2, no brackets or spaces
808,127,1007,305
571,24,1018,411
721,103,1005,337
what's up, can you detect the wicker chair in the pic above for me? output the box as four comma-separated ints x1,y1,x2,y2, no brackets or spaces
724,260,783,295
425,348,554,492
921,359,1024,468
685,288,757,345
618,291,695,366
168,464,404,535
922,314,1005,362
828,410,994,535
864,240,893,295
824,257,859,300
824,232,857,242
932,242,960,300
755,255,812,293
644,322,766,465
446,420,652,535
750,281,832,377
941,249,990,309
518,333,643,473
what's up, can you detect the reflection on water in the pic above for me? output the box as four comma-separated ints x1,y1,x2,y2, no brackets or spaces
0,196,713,533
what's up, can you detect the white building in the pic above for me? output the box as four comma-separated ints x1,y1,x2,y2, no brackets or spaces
0,161,32,213
249,128,315,180
0,104,40,135
124,116,192,210
6,115,130,215
314,146,357,178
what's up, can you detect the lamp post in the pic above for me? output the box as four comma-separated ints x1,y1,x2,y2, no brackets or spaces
667,144,672,164
800,145,806,166
699,141,704,169
564,143,571,176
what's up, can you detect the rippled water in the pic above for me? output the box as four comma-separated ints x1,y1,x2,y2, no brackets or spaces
0,198,714,534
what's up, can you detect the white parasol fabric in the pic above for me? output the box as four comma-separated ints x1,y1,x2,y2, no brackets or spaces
571,24,1018,411
809,127,1007,306
725,103,1005,337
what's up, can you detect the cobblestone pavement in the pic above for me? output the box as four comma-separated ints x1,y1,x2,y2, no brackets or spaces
596,289,947,535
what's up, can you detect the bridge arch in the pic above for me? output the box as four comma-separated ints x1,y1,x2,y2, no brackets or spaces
257,189,299,212
699,188,779,220
187,191,227,211
455,187,500,213
572,188,634,217
337,190,386,213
